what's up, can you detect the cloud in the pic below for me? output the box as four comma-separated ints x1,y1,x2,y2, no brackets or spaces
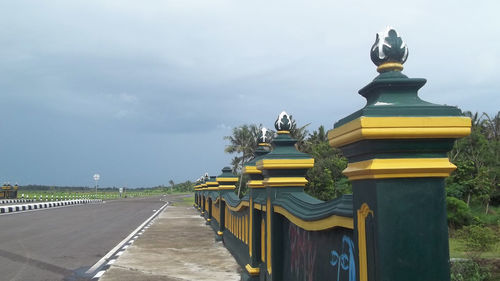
0,0,499,185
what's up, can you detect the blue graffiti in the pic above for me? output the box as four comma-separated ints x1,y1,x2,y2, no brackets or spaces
330,235,355,281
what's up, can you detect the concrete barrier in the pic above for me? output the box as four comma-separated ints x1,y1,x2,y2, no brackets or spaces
0,200,102,215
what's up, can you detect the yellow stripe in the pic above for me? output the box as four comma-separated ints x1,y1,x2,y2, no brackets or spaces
245,264,260,275
218,185,236,190
223,199,249,212
343,158,457,180
328,116,471,147
248,180,265,188
249,198,253,257
358,204,374,281
216,177,238,182
377,62,403,72
254,203,267,212
263,177,308,187
261,218,265,262
274,206,354,231
266,199,272,274
256,158,314,170
244,166,262,174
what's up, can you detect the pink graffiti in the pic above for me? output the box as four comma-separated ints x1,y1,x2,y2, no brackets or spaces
289,224,316,281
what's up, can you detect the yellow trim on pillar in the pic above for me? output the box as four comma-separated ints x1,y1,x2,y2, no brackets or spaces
216,177,238,182
343,158,457,180
218,185,236,190
376,62,403,72
245,264,260,275
277,130,290,134
261,218,265,262
328,116,471,147
249,198,253,257
244,166,262,174
248,180,265,188
257,158,314,170
266,198,272,274
274,206,354,230
358,203,374,281
263,177,308,187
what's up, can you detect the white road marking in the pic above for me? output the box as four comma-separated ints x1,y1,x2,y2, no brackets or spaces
93,270,105,278
85,202,168,275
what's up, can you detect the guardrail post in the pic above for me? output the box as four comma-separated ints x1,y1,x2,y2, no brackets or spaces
328,27,471,281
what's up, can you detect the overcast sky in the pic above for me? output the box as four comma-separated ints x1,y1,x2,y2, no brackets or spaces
0,0,498,187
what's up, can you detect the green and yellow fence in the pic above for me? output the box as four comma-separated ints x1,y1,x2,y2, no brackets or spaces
194,27,471,281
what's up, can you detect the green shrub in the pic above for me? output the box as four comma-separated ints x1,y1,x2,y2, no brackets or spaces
451,260,490,281
456,225,500,259
447,197,473,228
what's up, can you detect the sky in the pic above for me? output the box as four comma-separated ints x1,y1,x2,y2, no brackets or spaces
0,0,498,187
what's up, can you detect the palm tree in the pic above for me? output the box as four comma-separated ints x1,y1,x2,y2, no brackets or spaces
224,124,269,196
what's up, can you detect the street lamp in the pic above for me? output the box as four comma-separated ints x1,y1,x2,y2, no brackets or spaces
93,174,100,199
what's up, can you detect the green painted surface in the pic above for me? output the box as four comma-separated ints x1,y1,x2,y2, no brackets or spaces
353,178,450,281
340,139,455,162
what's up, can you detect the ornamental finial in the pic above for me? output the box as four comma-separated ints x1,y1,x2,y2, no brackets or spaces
258,127,268,143
274,111,291,132
370,27,408,73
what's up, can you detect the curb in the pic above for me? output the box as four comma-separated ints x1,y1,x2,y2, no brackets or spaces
0,199,103,214
89,202,169,280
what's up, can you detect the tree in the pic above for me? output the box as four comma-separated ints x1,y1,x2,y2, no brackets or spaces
224,124,268,196
303,126,350,201
289,116,310,151
448,111,499,213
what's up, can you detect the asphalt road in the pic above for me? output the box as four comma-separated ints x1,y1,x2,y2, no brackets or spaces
0,196,167,281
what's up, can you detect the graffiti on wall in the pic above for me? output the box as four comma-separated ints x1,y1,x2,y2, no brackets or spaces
330,235,356,281
283,220,355,281
289,224,316,281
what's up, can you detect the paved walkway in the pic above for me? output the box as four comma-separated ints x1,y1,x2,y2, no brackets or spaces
100,198,241,281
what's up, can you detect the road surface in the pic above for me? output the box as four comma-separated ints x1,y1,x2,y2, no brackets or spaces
0,196,167,281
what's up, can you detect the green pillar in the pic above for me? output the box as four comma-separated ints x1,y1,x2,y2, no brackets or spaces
328,27,471,281
205,175,219,224
242,128,272,279
257,112,314,281
201,173,208,216
216,166,238,241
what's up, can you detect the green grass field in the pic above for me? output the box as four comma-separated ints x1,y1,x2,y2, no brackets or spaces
17,189,167,200
449,238,500,259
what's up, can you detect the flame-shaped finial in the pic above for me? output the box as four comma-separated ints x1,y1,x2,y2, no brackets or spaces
370,27,408,73
274,111,292,132
258,127,268,143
